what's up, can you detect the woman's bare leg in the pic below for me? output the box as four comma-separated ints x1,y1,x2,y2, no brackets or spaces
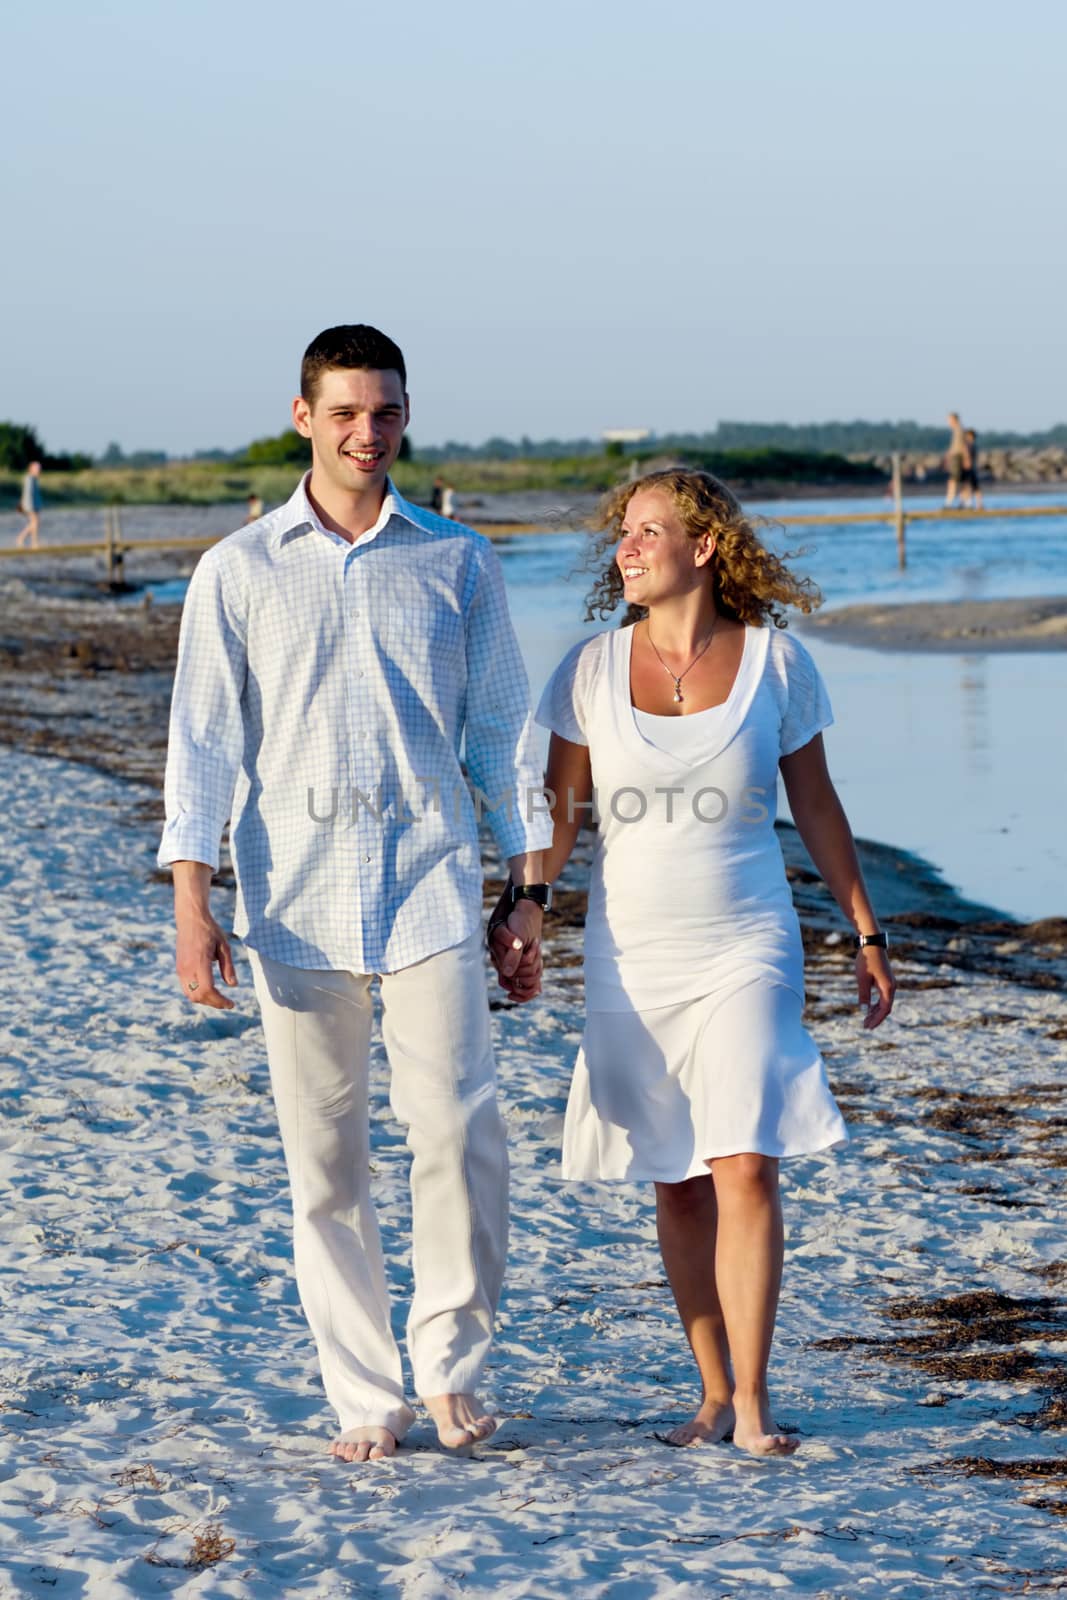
708,1152,797,1456
654,1175,735,1444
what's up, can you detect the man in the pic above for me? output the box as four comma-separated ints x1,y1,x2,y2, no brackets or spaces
160,325,552,1464
943,411,967,509
15,460,42,549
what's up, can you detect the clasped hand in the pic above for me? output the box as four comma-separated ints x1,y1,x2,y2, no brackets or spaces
486,891,544,1003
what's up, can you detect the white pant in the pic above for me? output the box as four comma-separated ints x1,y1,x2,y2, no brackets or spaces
249,932,508,1439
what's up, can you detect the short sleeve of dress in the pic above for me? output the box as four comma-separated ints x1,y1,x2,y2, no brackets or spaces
535,636,601,747
772,630,835,757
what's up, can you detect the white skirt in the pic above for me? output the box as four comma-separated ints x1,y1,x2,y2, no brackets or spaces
562,980,848,1182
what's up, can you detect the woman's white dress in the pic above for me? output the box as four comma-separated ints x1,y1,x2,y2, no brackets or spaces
536,622,848,1182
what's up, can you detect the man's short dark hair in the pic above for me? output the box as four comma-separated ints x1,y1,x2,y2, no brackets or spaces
300,325,407,404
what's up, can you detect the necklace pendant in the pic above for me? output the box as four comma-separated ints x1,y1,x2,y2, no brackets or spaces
673,687,683,704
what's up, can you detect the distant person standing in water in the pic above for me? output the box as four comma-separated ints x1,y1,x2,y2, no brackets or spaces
944,412,968,508
961,429,983,510
15,461,42,549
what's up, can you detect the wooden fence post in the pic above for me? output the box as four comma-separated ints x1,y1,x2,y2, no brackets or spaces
104,506,115,585
103,505,125,588
892,453,906,569
113,506,125,587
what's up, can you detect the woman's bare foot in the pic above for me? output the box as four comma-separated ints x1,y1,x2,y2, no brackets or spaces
665,1397,735,1447
732,1389,798,1457
423,1393,497,1451
329,1426,399,1464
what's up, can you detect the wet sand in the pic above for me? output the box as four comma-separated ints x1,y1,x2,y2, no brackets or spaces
803,596,1067,653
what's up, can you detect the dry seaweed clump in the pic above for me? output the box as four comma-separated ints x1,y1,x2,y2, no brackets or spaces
883,1288,1066,1342
911,1455,1067,1517
186,1524,236,1569
811,1288,1067,1433
146,1521,236,1571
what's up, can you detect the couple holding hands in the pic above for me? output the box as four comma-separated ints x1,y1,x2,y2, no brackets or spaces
161,325,894,1466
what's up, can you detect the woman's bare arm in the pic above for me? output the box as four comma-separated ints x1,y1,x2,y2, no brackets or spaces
544,732,594,882
779,734,896,1027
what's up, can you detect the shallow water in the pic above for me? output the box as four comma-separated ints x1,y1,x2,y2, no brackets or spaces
786,637,1067,923
500,497,1067,922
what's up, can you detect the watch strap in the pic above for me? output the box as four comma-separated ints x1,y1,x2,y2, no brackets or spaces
508,883,552,913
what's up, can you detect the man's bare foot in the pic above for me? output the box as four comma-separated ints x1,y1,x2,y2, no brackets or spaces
423,1393,497,1451
665,1397,735,1447
732,1390,799,1457
328,1426,399,1464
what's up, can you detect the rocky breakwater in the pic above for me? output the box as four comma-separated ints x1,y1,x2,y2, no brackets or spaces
871,447,1067,486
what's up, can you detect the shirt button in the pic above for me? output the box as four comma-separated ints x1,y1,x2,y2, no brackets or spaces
362,854,372,864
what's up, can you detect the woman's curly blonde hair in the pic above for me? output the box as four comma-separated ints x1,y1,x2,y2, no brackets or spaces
583,468,822,628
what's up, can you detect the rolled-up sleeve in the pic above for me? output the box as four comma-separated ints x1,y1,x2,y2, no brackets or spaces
463,543,553,859
158,550,248,871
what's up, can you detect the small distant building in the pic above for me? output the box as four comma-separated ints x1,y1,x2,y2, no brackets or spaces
602,428,652,446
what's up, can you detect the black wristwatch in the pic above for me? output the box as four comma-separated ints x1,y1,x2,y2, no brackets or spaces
505,882,553,913
853,930,889,951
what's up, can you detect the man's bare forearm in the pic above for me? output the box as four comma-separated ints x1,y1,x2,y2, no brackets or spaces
172,859,214,919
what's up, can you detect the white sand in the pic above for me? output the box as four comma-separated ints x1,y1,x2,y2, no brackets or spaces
1,744,1065,1598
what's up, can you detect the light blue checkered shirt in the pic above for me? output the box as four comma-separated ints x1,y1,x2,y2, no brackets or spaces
159,475,552,973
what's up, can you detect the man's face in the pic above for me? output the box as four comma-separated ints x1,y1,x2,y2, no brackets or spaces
293,367,409,496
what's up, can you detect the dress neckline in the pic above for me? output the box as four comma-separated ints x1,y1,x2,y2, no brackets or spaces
618,623,768,768
633,702,727,724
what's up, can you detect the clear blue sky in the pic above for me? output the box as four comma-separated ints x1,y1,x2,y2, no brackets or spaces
3,0,1065,456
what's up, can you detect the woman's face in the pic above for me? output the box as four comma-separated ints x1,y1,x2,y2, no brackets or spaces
616,488,712,607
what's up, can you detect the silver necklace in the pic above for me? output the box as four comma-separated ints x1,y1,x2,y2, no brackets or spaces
645,618,718,704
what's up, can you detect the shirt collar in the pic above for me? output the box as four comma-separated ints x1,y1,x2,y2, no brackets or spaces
269,472,437,550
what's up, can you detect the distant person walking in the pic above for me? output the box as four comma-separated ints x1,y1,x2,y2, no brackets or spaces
244,492,265,524
441,483,456,519
15,461,42,549
430,475,445,514
944,413,968,508
961,428,983,510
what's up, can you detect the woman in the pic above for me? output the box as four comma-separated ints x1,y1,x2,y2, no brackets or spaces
531,469,895,1457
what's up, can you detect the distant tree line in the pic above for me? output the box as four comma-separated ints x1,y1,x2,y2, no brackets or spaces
5,416,1066,477
0,421,92,473
417,419,1067,462
700,420,1067,453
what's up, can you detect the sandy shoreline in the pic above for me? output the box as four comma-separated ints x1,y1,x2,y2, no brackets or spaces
2,571,1066,1591
803,595,1067,653
1,743,1066,1595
